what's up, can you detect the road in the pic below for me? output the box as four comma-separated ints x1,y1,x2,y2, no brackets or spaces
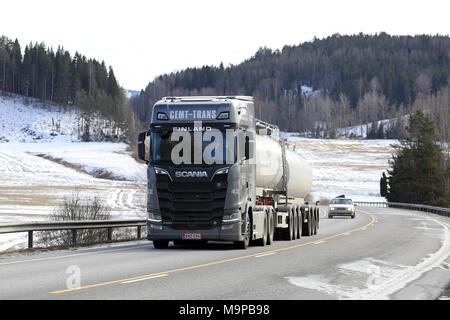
0,207,449,300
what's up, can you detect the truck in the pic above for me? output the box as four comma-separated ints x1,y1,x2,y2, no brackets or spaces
137,96,319,249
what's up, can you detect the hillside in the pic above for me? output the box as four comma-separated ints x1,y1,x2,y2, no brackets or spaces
130,33,449,141
0,35,128,130
0,94,124,143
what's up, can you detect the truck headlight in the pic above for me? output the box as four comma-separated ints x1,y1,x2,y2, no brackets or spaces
154,167,172,180
148,212,161,223
223,211,241,223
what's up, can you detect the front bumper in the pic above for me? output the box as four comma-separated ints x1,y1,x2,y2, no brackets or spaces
147,220,244,242
329,209,354,216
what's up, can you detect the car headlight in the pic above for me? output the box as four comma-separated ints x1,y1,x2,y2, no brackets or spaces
330,207,335,211
223,211,241,223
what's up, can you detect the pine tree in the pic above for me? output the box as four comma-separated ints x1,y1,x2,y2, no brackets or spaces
367,122,377,139
376,122,385,139
380,172,388,197
54,47,70,105
107,66,119,97
386,110,450,206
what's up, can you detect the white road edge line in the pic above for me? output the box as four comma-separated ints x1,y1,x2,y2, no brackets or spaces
122,274,168,284
254,252,276,258
0,243,152,266
314,241,325,245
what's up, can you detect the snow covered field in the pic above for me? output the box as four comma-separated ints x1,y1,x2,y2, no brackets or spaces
0,142,148,251
288,137,398,203
0,96,148,251
0,95,398,251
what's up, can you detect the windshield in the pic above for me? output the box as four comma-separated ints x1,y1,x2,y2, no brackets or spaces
330,199,353,205
150,125,238,166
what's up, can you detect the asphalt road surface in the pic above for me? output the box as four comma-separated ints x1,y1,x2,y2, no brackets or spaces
0,207,449,300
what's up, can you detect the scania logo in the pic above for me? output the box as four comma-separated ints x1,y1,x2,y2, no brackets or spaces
175,171,208,178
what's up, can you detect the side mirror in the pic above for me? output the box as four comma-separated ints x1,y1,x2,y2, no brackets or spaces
138,131,150,163
315,201,320,206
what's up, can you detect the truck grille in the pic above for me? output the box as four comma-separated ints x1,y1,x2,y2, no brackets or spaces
155,174,227,230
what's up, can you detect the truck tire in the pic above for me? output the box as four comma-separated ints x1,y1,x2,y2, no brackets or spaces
292,209,298,240
267,209,274,245
283,209,294,241
153,240,169,249
255,213,268,246
316,208,320,229
234,218,250,249
297,210,302,239
312,213,317,235
302,209,312,236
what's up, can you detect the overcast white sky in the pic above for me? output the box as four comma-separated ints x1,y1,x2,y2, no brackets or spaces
1,0,449,90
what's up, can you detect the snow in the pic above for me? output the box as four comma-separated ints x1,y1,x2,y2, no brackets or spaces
5,142,147,182
0,94,123,144
285,115,410,139
0,95,148,251
301,85,313,97
0,95,81,143
0,141,148,251
285,137,398,203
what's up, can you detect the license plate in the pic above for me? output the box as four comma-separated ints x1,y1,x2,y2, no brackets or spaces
182,232,202,240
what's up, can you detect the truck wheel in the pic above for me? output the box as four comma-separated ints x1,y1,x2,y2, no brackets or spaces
316,208,320,229
297,211,302,239
267,209,274,245
302,210,312,236
153,240,169,249
293,210,298,240
256,214,268,246
283,210,294,240
313,213,317,235
234,219,250,249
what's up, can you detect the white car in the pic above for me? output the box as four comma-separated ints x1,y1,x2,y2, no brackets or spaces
328,198,356,219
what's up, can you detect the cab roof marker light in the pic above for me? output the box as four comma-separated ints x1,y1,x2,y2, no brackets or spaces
157,112,169,120
217,112,229,120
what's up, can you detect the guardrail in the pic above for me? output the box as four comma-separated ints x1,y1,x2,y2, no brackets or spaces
0,219,147,249
354,202,450,217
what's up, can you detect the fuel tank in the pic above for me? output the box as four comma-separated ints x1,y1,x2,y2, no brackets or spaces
255,134,312,199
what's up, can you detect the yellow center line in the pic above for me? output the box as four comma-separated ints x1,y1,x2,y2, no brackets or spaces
50,210,375,294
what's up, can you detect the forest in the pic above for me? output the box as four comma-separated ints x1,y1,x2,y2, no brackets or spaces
130,33,449,142
0,35,127,128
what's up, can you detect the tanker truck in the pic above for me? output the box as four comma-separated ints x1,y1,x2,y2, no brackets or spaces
137,96,319,249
